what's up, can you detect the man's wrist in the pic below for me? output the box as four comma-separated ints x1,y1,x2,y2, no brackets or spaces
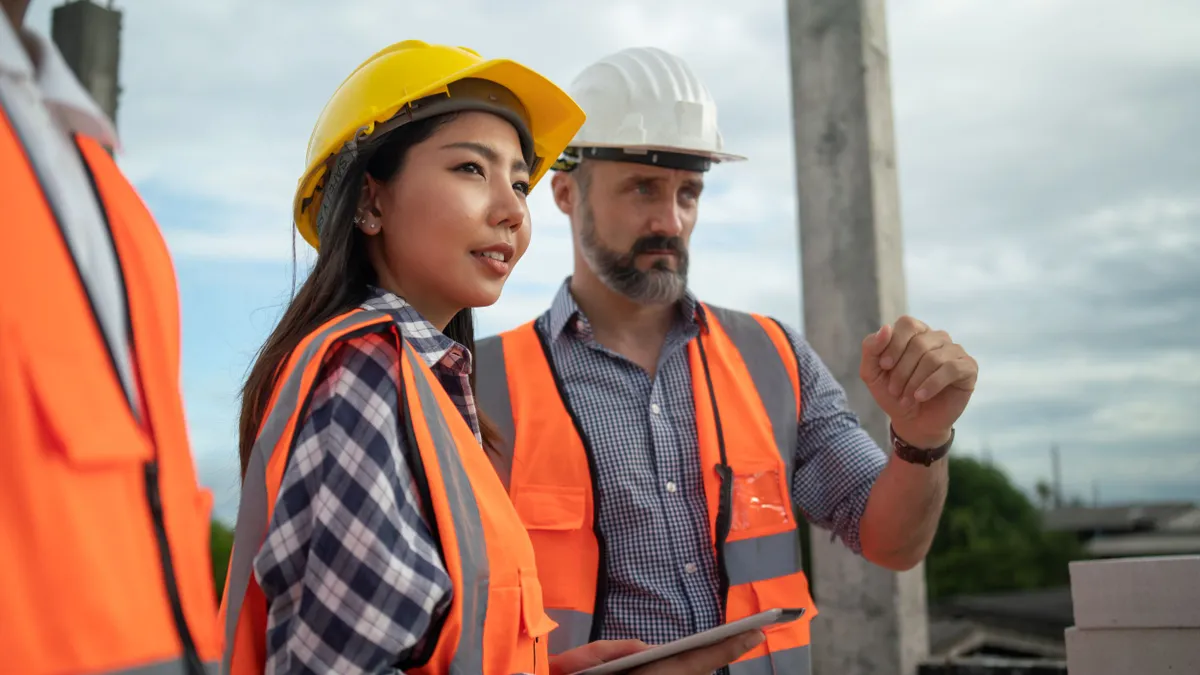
889,425,954,467
891,425,952,450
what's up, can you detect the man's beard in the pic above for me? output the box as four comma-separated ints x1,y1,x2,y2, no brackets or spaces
579,206,689,305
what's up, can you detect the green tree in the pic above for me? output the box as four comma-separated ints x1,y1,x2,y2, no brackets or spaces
211,519,234,600
1034,479,1054,510
926,456,1085,600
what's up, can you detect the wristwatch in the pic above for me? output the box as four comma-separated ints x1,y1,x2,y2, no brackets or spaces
890,425,954,466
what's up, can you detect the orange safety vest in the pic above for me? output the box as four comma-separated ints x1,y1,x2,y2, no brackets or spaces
0,107,220,669
218,310,557,675
475,303,819,675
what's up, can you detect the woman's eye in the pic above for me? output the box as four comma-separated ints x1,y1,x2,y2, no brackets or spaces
513,181,531,196
456,162,484,177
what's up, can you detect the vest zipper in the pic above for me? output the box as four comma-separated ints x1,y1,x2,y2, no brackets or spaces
144,461,207,675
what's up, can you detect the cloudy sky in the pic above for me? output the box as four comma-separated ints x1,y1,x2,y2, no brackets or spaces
28,0,1199,523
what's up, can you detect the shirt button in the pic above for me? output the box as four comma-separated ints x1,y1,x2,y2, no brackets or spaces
666,481,677,493
685,563,698,574
650,403,661,415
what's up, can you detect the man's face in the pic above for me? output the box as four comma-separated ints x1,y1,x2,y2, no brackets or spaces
573,160,705,305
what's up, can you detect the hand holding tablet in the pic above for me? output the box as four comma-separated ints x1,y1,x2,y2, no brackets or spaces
564,607,805,675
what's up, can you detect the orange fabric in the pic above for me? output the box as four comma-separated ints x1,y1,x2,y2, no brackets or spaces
0,116,219,673
501,322,600,619
222,312,554,675
496,308,816,663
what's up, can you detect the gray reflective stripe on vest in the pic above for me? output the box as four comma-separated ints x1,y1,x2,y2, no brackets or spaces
222,311,496,675
729,644,811,675
103,657,219,675
545,608,593,655
474,335,515,489
403,340,490,674
701,305,798,480
724,530,804,587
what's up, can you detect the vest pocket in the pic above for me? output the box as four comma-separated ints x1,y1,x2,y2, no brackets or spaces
18,326,152,468
511,484,596,618
730,468,793,537
489,571,555,674
520,570,558,639
513,485,587,531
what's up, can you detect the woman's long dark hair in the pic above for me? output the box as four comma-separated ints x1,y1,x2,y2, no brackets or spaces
237,113,501,478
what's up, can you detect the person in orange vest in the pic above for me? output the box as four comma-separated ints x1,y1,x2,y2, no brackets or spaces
218,39,766,675
0,1,221,674
474,46,981,674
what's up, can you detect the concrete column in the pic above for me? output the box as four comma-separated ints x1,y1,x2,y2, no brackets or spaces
51,0,122,126
785,1,930,674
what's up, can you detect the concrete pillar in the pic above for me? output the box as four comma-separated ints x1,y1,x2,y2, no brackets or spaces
50,0,122,125
785,1,930,674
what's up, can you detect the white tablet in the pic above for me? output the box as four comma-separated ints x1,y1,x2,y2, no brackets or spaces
568,607,806,675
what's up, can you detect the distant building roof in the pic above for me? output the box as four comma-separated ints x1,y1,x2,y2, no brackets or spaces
931,587,1074,641
1041,502,1197,533
929,588,1074,660
1085,530,1200,558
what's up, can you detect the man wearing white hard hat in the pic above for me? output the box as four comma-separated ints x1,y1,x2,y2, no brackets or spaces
476,46,978,674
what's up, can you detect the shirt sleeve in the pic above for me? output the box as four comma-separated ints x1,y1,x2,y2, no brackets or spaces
779,322,889,554
252,332,453,675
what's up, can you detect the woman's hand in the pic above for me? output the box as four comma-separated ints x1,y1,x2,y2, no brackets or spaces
548,630,764,674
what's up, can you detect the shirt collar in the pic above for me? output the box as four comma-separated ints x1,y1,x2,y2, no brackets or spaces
545,276,707,342
360,286,470,374
0,19,120,151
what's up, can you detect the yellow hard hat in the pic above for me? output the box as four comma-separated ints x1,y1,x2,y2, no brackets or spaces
294,39,586,249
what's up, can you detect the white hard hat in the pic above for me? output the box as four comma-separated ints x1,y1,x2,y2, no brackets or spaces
554,46,746,173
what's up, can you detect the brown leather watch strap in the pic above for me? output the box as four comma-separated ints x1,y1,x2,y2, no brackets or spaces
890,425,954,466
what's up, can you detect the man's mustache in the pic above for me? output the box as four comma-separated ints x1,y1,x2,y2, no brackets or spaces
628,235,686,258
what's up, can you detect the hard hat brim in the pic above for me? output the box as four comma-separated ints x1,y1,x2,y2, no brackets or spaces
566,141,747,164
294,57,585,251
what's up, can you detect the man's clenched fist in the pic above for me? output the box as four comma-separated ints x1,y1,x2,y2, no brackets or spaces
860,315,978,449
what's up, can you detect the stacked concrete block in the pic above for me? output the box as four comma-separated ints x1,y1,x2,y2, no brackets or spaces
1065,555,1200,674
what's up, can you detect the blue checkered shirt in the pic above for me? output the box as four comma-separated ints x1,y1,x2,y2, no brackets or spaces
535,280,889,645
252,287,478,675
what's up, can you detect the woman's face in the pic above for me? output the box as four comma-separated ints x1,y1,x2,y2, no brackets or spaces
362,110,532,329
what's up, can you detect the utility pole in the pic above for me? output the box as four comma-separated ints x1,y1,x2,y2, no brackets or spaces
50,0,122,126
786,1,928,674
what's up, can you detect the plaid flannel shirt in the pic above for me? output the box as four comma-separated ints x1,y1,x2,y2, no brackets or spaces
252,287,477,675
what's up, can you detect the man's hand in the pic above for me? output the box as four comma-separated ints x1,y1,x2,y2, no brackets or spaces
548,631,764,675
860,316,978,448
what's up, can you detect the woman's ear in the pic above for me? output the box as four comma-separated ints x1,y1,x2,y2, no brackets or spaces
357,176,383,236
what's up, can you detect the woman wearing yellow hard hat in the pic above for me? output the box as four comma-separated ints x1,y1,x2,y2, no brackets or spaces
215,40,758,675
